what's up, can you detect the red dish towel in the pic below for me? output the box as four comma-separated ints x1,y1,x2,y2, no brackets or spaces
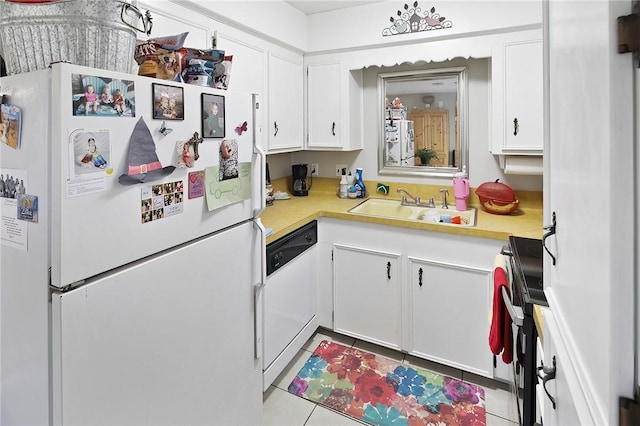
489,266,513,364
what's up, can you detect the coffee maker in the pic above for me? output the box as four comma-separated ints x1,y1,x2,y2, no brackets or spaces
292,164,310,196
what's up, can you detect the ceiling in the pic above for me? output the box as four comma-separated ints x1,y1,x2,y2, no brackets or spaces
285,1,385,15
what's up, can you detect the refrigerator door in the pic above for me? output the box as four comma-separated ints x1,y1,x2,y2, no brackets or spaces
48,63,261,288
0,68,52,424
51,221,262,425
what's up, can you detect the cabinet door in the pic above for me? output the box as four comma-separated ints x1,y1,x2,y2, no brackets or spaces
492,38,543,154
307,62,341,148
268,52,303,152
504,40,543,151
425,110,449,166
216,33,265,96
539,311,582,426
333,244,402,351
408,257,493,376
408,109,449,166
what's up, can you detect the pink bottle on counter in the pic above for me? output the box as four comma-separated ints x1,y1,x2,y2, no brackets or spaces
453,166,469,211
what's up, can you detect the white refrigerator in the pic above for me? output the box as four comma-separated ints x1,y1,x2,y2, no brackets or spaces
0,63,265,425
385,119,414,166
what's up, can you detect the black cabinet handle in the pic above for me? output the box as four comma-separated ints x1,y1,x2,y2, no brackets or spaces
332,121,336,136
386,261,391,279
537,356,557,409
273,121,279,136
418,267,423,287
513,118,519,135
543,211,557,266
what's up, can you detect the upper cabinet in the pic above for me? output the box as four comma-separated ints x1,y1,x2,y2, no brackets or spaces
216,36,304,154
267,52,304,153
305,59,363,151
216,33,265,100
491,33,543,156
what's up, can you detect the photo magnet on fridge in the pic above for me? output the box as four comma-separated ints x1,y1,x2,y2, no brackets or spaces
17,194,38,223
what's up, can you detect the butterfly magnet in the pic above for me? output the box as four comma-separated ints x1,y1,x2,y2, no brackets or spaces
235,121,248,136
159,121,173,137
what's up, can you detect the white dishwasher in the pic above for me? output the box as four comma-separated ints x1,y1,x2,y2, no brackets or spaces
263,220,318,391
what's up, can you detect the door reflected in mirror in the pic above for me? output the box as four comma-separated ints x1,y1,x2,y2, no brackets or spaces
378,66,467,177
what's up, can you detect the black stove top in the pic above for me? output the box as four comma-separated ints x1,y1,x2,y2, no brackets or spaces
509,236,548,307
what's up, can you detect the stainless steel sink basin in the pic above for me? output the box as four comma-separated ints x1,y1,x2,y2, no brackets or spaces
348,198,477,227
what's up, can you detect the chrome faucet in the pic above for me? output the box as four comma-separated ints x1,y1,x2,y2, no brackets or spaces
439,188,449,209
397,188,420,206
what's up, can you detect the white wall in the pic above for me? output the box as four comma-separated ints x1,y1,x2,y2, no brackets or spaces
306,1,542,52
171,0,308,52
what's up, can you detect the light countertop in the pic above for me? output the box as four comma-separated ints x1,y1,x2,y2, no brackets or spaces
261,177,543,245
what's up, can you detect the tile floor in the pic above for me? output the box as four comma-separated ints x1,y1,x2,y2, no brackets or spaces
263,328,520,426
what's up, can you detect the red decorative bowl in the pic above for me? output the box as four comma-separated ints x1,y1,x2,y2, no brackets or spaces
476,179,520,215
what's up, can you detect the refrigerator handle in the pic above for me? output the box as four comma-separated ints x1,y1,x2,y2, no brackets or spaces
253,143,266,218
253,218,267,359
253,94,266,219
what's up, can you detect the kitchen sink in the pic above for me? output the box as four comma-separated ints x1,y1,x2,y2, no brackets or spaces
348,198,477,227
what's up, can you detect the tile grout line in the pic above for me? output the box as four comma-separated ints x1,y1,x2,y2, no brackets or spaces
302,404,317,426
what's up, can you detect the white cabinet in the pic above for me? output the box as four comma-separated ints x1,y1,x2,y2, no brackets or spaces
268,52,303,152
541,2,635,424
306,62,364,151
307,63,340,148
491,32,543,155
216,33,265,97
408,257,493,376
333,244,402,351
321,218,502,377
539,310,581,426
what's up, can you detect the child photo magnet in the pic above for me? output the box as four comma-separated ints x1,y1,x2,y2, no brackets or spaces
152,83,184,120
201,93,225,138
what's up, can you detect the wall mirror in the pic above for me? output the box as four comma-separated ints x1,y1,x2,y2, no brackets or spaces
378,66,467,177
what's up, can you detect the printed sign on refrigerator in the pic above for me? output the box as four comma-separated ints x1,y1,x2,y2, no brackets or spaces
0,168,29,250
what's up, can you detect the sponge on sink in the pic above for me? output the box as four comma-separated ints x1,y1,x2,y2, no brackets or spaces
376,183,390,195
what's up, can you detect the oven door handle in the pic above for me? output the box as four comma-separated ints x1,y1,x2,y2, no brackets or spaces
502,287,524,327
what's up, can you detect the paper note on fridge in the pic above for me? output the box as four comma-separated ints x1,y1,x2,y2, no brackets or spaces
205,163,251,212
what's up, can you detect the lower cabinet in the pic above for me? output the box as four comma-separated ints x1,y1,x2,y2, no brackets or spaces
408,257,493,376
333,244,402,351
320,218,502,378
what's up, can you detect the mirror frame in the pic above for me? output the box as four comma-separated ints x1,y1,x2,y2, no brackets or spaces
377,66,468,178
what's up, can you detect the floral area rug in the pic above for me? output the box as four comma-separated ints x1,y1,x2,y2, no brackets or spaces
288,340,486,426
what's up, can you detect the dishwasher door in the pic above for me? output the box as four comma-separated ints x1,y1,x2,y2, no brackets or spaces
263,221,317,390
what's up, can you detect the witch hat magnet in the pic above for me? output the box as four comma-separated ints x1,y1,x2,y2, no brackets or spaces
119,117,176,185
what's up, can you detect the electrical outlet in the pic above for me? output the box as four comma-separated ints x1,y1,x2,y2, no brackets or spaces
335,164,347,177
311,163,319,176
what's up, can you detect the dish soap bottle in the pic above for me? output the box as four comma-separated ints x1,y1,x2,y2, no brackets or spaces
339,171,348,198
453,165,469,211
355,168,366,198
